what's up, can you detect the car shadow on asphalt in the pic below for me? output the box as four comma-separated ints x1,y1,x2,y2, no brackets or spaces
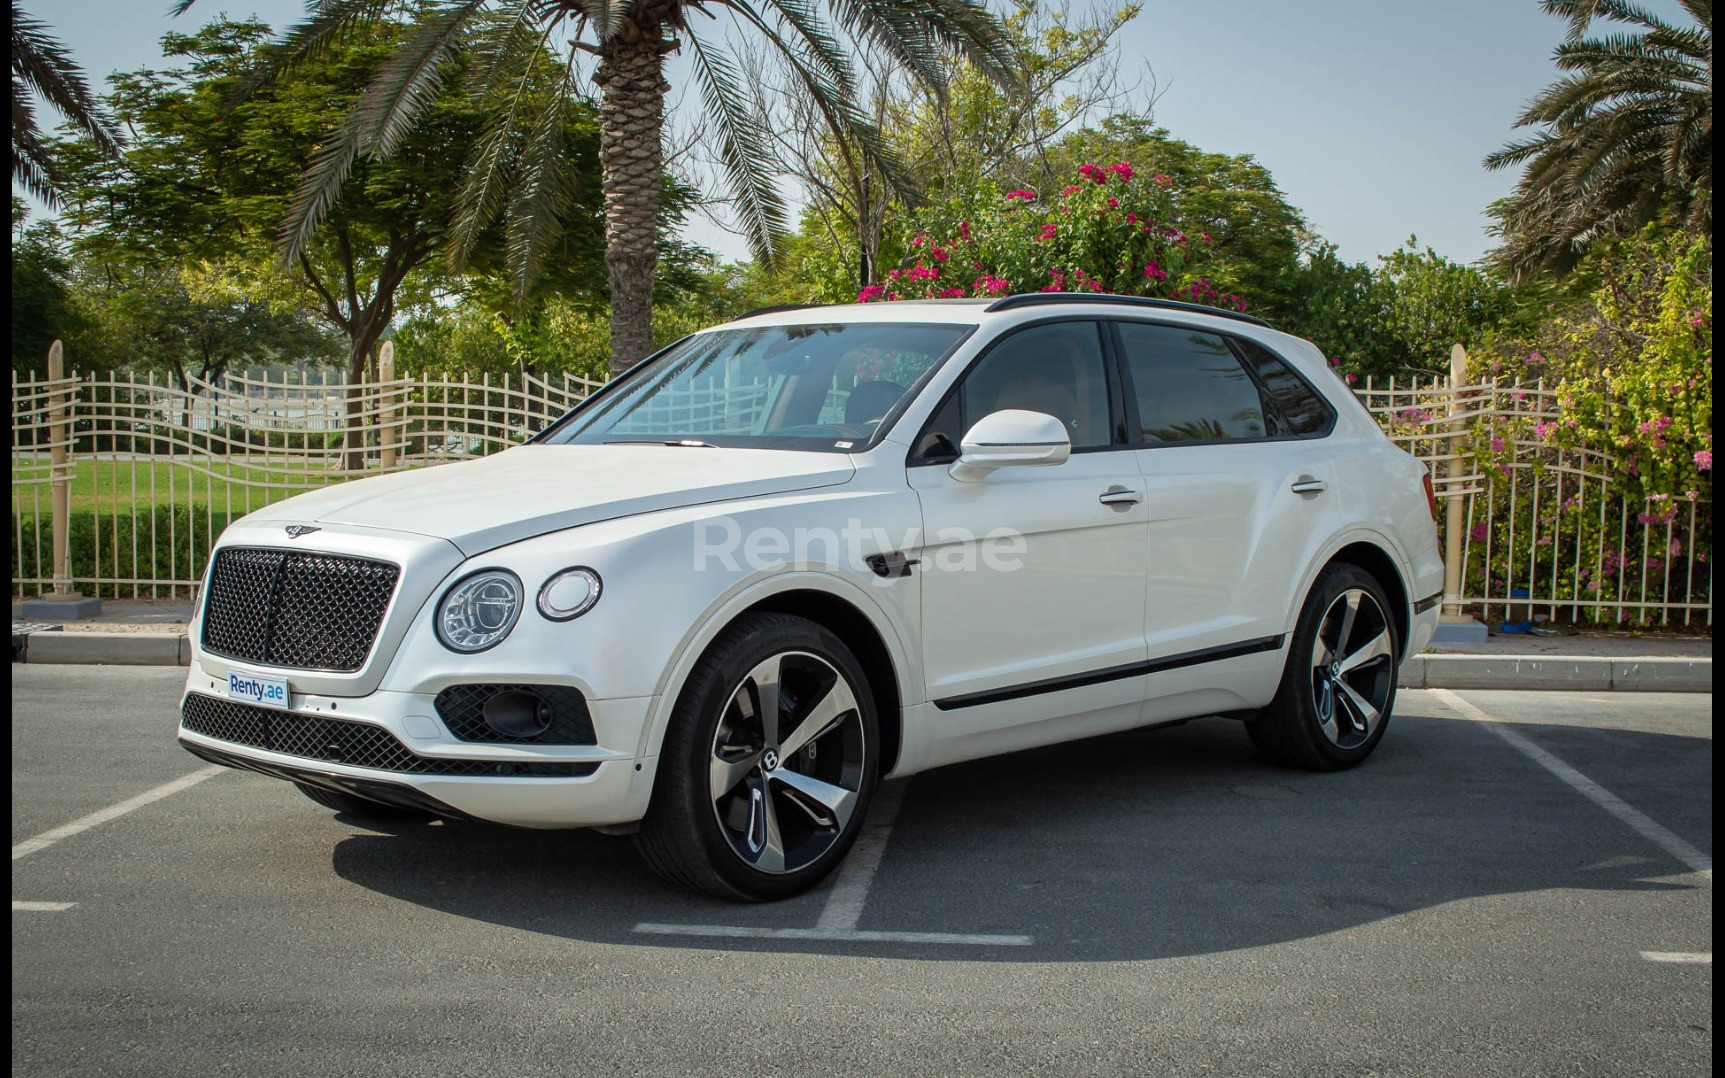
324,702,1711,962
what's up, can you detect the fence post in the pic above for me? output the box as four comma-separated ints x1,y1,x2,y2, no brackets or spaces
378,341,397,471
23,341,101,617
1442,343,1469,619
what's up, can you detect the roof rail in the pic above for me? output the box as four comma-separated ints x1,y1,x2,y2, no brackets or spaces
983,292,1271,327
729,303,825,321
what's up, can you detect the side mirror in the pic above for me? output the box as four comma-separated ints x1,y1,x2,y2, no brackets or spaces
949,409,1072,482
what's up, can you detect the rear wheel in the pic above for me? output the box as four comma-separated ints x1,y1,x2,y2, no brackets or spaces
293,782,423,819
635,613,878,901
1248,564,1400,770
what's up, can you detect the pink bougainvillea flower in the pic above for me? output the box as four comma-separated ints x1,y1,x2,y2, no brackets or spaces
938,287,966,298
1105,162,1135,182
930,246,949,262
1063,184,1082,196
1345,373,1357,384
1490,437,1506,452
1695,450,1713,471
1037,223,1058,242
1005,188,1037,201
957,220,972,241
887,269,901,281
1107,197,1120,208
1142,261,1167,281
910,233,927,248
1534,421,1556,439
857,284,885,303
1200,232,1213,242
1152,173,1172,187
1125,212,1137,224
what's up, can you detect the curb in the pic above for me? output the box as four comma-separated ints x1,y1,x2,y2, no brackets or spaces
14,629,191,667
10,628,1712,693
1398,654,1710,693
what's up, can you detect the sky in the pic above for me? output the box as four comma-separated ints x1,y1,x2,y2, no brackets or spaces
15,0,1683,268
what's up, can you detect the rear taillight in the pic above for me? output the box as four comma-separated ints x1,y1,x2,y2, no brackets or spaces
1422,473,1439,521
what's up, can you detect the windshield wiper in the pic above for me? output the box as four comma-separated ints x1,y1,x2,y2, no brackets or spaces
603,438,720,447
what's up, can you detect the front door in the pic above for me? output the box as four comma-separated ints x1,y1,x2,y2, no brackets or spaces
908,321,1149,728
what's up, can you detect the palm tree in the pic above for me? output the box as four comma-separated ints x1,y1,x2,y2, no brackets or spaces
176,0,1018,376
11,2,123,205
1485,0,1711,277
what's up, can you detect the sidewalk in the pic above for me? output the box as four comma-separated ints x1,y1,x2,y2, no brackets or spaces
10,600,1712,692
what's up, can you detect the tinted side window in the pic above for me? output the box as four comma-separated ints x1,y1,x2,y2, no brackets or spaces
1233,337,1334,437
1117,323,1265,443
925,321,1112,454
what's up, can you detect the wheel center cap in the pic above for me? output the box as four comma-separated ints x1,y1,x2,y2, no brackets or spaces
1328,662,1341,680
762,749,780,772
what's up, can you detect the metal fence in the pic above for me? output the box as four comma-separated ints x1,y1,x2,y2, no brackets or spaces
11,342,1711,627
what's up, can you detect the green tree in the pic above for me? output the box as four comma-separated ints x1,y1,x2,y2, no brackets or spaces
11,2,122,204
177,0,1019,376
10,204,86,374
770,0,1142,293
1047,117,1306,316
1485,0,1711,277
60,16,606,467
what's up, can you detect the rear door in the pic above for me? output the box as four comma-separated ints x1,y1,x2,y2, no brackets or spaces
1111,321,1341,693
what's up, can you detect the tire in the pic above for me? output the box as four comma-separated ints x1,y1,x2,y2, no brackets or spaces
635,612,880,901
293,781,424,819
1248,564,1401,771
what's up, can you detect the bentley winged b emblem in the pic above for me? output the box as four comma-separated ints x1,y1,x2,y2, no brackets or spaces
284,525,321,539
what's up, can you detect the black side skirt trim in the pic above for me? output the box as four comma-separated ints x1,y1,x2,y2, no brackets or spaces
932,635,1286,711
1413,591,1444,614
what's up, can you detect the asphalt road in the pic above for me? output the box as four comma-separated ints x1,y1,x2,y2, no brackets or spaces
11,667,1713,1076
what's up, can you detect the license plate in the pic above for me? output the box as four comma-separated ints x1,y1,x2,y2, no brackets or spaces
227,672,290,710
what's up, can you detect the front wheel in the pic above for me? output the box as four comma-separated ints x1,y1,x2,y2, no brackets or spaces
635,613,879,901
1248,564,1400,770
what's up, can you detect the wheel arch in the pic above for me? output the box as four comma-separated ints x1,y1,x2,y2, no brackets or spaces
1324,540,1411,659
638,575,914,777
737,590,904,776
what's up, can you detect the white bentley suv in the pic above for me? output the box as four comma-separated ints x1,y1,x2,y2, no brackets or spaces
178,294,1443,900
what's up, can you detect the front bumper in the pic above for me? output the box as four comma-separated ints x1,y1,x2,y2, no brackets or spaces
177,658,659,828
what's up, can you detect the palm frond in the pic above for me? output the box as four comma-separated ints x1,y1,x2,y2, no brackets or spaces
504,58,580,295
279,105,370,259
353,0,484,156
687,34,788,262
11,0,124,174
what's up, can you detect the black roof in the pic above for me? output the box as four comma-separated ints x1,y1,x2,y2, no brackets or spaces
984,292,1271,327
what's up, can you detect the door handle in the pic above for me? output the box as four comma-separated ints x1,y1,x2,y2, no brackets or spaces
1099,486,1144,506
1290,476,1327,494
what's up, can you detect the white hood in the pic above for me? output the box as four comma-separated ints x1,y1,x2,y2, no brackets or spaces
244,444,855,555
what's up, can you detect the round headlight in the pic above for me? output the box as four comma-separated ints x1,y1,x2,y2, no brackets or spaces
436,569,522,653
538,567,602,621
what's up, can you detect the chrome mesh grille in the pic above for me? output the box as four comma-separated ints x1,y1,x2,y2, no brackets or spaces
202,547,399,671
180,694,596,777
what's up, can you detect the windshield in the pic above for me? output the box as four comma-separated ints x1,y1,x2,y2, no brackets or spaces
544,322,972,451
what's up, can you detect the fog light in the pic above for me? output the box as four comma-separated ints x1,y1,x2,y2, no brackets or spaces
483,690,551,738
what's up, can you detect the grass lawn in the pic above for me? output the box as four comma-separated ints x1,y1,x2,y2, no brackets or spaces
10,457,347,515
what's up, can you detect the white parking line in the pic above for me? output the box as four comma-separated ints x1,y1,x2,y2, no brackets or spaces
1640,951,1711,964
815,779,907,932
11,766,226,862
634,779,1034,946
1431,689,1712,882
12,901,77,912
633,923,1033,945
